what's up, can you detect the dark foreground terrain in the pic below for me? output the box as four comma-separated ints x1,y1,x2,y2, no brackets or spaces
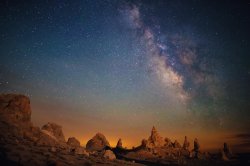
0,94,249,166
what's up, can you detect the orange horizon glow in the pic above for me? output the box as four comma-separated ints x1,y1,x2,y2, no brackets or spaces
31,99,250,153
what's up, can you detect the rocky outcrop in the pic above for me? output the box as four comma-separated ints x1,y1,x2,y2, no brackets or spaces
173,140,181,148
183,136,190,150
220,149,229,161
0,94,32,126
219,142,232,161
193,138,200,152
164,137,173,147
35,131,59,147
86,133,110,152
147,126,164,148
67,137,80,147
75,147,89,156
103,150,116,160
0,94,140,166
41,122,65,142
116,138,123,148
223,142,232,158
191,138,200,159
141,139,148,148
1,94,243,165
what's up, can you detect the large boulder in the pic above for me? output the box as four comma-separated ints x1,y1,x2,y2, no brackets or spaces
67,137,80,147
86,133,110,152
147,126,164,148
35,131,59,147
103,150,116,160
0,94,31,124
41,122,65,142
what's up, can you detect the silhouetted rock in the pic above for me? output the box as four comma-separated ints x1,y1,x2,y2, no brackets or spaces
193,138,200,159
194,138,200,152
164,137,173,147
141,139,148,148
223,142,232,158
67,137,80,147
103,150,116,160
86,133,110,152
173,140,181,148
220,149,229,161
116,138,123,148
41,122,65,142
183,136,190,150
147,126,164,147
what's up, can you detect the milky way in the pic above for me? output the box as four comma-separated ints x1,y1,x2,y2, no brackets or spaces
0,0,250,151
121,4,224,108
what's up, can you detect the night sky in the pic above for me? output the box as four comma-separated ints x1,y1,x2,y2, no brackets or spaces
0,0,250,152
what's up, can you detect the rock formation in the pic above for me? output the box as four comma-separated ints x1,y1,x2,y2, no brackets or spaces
41,122,65,142
141,139,148,148
116,138,123,148
194,138,200,152
223,142,232,158
67,137,81,147
103,150,116,160
0,94,140,166
164,137,172,147
147,126,164,148
193,138,200,158
173,140,181,148
1,93,243,165
0,94,32,126
183,136,190,150
75,147,89,156
86,132,110,152
220,149,229,161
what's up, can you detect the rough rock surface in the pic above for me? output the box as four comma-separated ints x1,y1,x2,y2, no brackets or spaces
164,137,172,147
173,140,181,148
103,150,116,160
147,126,164,147
116,138,123,148
67,137,80,147
0,94,31,125
42,122,65,142
75,147,89,156
141,139,148,148
35,131,59,147
0,94,141,166
0,94,245,165
86,133,110,152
